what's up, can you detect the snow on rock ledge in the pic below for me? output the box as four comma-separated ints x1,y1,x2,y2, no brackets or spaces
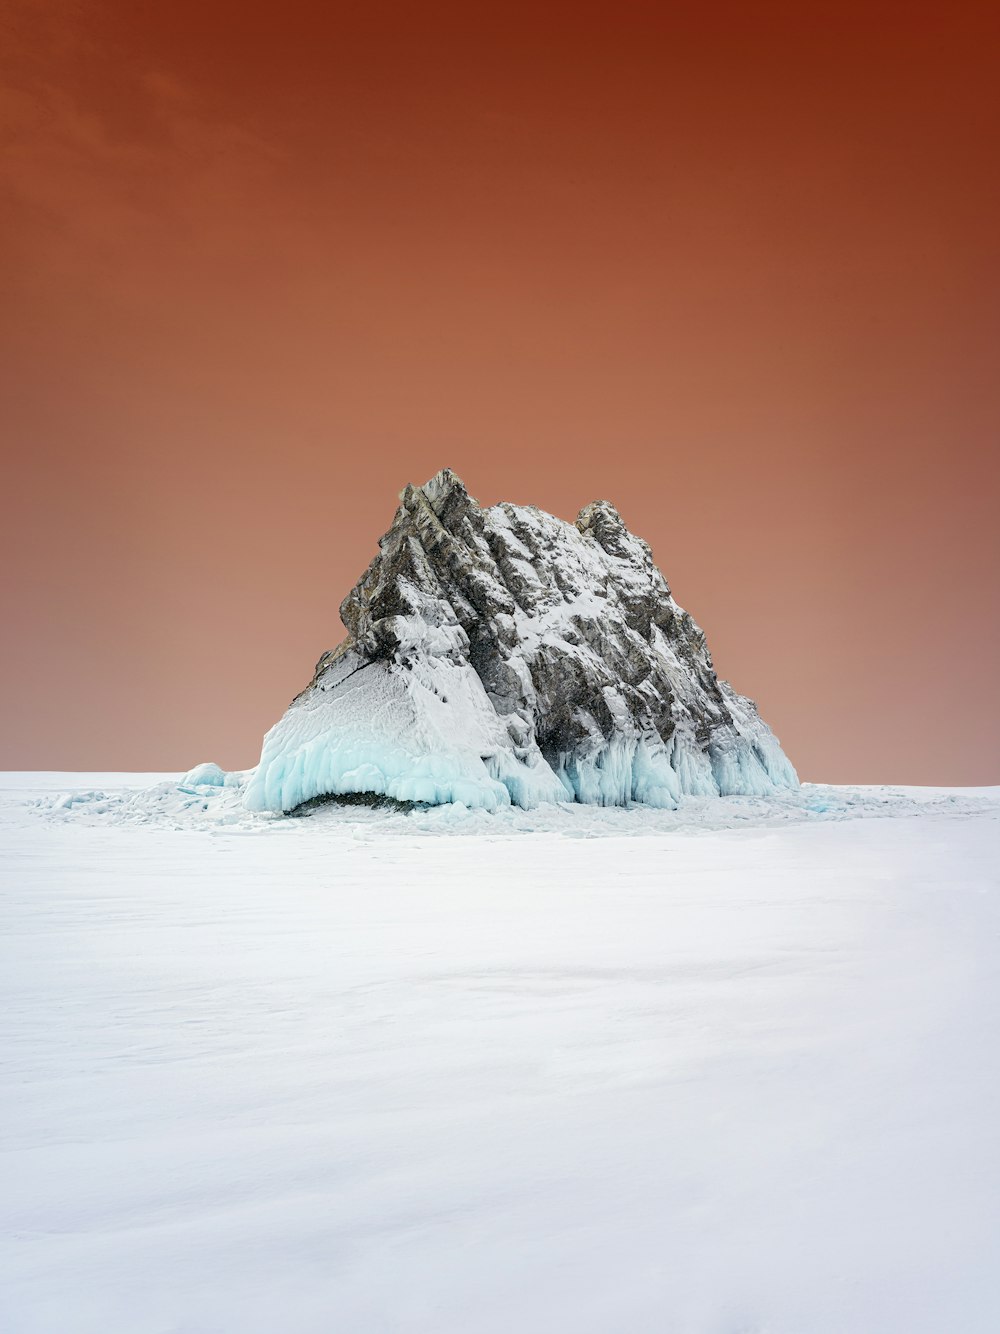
244,470,798,813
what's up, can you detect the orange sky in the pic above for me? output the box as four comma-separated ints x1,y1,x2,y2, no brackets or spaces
1,0,998,781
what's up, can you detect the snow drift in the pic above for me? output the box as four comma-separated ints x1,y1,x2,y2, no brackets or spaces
245,469,798,813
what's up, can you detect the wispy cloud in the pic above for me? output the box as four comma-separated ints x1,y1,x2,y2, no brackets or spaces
1,3,286,286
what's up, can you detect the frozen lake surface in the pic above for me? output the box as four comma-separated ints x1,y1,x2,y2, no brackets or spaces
2,775,999,1332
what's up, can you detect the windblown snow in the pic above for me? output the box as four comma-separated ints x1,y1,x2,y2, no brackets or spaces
244,470,798,814
2,773,999,1333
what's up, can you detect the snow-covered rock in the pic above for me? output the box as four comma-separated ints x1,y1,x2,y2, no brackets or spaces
245,469,798,813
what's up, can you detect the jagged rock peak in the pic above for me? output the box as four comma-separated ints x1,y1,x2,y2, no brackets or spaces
245,469,797,813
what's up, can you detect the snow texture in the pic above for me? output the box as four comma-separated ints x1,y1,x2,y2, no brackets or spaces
245,470,797,813
2,774,999,1333
13,768,997,836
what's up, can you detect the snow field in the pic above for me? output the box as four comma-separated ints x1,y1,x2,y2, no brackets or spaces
1,779,998,1332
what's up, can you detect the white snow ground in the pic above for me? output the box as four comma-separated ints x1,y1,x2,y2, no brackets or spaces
2,774,999,1334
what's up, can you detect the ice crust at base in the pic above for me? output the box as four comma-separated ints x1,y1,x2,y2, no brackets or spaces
244,653,567,813
244,683,796,814
244,469,799,814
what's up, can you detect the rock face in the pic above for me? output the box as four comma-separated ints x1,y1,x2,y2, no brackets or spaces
244,469,798,812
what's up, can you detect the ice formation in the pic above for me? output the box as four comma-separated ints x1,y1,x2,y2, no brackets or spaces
180,762,228,788
244,469,798,813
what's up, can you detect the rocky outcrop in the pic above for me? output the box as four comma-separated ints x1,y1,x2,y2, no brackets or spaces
244,469,797,812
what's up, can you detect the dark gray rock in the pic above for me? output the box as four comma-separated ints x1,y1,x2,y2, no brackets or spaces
245,469,797,812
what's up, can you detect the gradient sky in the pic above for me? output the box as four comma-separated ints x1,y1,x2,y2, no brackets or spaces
2,0,998,781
